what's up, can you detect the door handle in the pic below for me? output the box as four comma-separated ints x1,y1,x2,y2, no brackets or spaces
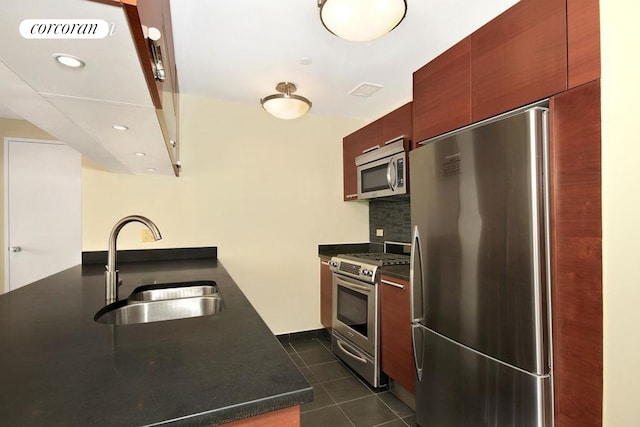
381,279,405,289
336,277,371,293
10,246,21,252
410,226,424,323
386,160,398,191
336,339,368,364
411,325,425,382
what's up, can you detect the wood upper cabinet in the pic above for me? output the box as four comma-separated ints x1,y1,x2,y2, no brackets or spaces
382,102,413,144
343,120,382,201
122,0,180,174
380,275,415,393
471,0,567,121
567,0,600,88
413,37,471,146
123,0,176,109
320,259,333,330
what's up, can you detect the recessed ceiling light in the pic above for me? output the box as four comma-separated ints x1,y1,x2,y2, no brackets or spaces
53,54,85,69
146,168,156,172
134,152,146,157
300,57,312,65
112,124,128,131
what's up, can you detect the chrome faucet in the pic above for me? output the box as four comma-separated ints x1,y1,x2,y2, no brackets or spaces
105,215,162,305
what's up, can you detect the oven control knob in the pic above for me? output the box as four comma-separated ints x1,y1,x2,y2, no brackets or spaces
329,261,338,268
362,269,373,276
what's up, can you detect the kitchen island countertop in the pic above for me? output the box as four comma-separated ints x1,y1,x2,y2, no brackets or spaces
0,252,311,426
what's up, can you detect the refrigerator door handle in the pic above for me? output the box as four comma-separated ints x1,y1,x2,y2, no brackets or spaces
411,325,424,382
410,226,424,323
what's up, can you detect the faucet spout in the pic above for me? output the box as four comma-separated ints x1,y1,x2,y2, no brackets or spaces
105,215,162,305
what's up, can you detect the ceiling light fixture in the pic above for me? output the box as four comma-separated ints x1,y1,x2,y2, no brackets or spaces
317,0,407,42
134,152,146,157
53,54,85,69
260,82,312,120
112,124,128,131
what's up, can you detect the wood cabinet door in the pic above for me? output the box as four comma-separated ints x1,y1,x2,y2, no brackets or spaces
550,80,602,427
343,121,382,201
382,102,413,145
413,37,472,146
380,276,415,393
471,0,567,121
320,259,333,330
567,0,600,88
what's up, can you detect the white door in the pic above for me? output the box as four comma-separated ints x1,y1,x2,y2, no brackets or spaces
4,138,81,291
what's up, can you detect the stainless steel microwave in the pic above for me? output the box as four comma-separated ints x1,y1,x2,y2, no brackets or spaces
355,137,408,200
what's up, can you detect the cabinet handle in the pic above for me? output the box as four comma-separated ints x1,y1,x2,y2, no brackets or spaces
381,279,405,290
345,194,358,199
321,261,329,266
147,27,166,82
362,145,380,154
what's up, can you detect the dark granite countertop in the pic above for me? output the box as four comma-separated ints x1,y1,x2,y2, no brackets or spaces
0,251,311,426
379,265,410,281
317,242,376,259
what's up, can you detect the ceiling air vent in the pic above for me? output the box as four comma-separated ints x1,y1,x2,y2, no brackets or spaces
349,82,383,98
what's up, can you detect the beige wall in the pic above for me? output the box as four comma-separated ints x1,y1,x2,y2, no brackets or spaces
601,1,640,425
1,98,367,332
0,119,56,293
82,95,369,334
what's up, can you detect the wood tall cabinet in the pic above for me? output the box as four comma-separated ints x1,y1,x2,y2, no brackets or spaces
379,275,415,393
319,259,333,330
342,103,412,201
550,80,602,427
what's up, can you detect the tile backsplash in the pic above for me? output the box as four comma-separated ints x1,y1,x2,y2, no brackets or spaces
369,195,411,244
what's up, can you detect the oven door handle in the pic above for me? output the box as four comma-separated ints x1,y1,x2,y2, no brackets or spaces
336,339,368,364
335,276,372,293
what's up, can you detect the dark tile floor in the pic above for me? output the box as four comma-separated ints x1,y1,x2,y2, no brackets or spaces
278,333,416,427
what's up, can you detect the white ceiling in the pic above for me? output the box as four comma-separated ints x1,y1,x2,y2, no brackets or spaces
0,0,519,173
170,0,519,122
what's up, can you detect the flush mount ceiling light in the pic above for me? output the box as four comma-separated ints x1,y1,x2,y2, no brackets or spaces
112,124,128,131
52,53,85,69
260,82,312,120
317,0,407,42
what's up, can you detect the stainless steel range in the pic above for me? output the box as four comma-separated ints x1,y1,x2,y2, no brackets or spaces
328,250,410,388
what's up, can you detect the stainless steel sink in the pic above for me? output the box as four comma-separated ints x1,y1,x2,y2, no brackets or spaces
128,281,219,302
95,281,223,325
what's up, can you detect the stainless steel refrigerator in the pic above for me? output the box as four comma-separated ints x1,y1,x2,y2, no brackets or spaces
410,105,553,427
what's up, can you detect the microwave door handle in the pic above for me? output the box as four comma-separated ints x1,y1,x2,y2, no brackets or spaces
386,160,398,191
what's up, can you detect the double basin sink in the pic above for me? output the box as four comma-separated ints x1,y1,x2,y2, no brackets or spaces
95,280,223,325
